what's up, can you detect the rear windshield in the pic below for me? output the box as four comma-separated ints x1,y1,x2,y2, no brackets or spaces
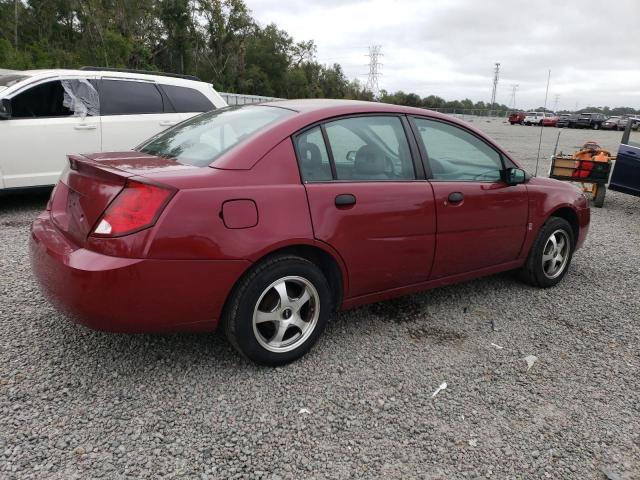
0,74,27,88
138,105,293,167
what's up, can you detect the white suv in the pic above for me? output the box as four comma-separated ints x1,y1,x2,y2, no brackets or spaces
523,111,553,126
0,68,227,190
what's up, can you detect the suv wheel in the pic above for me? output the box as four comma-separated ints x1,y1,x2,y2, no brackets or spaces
520,217,574,288
223,255,332,366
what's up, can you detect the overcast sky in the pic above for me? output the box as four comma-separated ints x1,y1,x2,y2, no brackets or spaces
247,0,640,109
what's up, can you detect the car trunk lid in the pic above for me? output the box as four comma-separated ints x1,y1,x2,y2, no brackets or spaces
50,152,189,246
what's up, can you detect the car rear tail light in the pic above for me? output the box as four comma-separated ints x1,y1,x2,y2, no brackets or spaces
92,180,174,237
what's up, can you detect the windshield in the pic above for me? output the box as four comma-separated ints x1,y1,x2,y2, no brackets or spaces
0,74,27,88
138,105,294,167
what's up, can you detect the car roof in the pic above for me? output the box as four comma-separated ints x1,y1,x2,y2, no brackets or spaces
10,69,209,86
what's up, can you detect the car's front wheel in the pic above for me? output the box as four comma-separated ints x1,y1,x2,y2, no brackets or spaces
520,217,574,288
223,255,332,366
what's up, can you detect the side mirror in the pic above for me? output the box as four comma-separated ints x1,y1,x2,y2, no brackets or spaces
503,167,527,186
0,98,11,119
346,150,356,162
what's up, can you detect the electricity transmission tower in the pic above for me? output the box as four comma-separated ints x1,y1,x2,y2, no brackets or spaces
553,94,560,112
365,45,383,97
489,62,500,110
509,84,519,110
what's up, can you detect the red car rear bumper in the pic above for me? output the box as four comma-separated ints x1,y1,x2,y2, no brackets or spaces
30,213,249,333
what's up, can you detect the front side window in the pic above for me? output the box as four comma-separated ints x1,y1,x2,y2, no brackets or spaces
413,117,503,182
10,80,73,118
100,79,163,115
138,105,293,167
323,116,415,181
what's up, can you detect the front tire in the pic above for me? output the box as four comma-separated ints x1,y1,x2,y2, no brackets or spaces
520,217,574,288
223,255,332,366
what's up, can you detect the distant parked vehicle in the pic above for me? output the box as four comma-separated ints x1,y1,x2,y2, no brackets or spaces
0,67,227,190
524,112,556,126
523,111,545,125
508,111,526,125
542,115,559,127
575,112,606,130
557,113,578,128
602,116,628,131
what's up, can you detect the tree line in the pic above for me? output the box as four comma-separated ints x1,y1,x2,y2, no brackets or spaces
1,0,637,116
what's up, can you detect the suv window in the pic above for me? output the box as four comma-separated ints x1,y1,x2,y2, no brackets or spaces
10,80,73,118
413,117,503,182
295,126,333,182
161,85,213,113
99,79,163,115
323,116,415,181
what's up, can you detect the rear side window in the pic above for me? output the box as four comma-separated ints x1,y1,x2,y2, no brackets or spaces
99,80,163,115
161,85,213,113
10,80,72,118
296,127,332,182
323,116,415,181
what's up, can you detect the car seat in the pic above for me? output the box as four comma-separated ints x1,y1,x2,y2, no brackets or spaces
299,142,331,181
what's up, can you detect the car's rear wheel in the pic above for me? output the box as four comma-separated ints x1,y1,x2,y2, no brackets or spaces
593,123,600,130
223,255,332,366
520,217,574,288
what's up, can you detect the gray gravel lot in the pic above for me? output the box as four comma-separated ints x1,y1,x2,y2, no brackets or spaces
1,121,639,479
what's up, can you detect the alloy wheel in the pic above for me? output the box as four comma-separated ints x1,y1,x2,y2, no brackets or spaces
252,276,320,353
542,229,570,279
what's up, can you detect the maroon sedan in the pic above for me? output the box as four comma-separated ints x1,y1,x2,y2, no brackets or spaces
31,100,590,365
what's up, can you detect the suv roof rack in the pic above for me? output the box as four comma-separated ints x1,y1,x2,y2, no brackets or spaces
80,67,201,82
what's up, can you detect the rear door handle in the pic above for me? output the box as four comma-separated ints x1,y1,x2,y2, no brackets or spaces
335,194,356,207
73,124,97,130
448,192,464,203
159,121,177,127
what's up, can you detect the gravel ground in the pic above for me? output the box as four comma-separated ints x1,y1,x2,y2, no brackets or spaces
1,121,639,479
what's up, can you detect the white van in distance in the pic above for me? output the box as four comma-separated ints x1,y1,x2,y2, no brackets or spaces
0,67,227,190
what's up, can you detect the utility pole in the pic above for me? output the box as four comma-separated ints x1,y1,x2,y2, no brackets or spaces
490,62,500,112
509,84,519,110
15,0,18,52
365,45,383,98
553,94,560,112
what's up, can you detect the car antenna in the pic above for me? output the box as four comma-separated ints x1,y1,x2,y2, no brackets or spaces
534,69,551,177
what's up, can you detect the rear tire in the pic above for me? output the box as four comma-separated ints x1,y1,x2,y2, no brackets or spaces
519,217,574,288
223,255,332,366
593,123,600,130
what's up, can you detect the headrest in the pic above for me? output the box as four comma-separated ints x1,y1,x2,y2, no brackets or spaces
354,144,385,175
299,142,322,167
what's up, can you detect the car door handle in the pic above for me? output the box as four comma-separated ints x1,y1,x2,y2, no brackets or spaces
159,121,177,126
335,194,356,207
73,124,97,130
448,192,464,203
